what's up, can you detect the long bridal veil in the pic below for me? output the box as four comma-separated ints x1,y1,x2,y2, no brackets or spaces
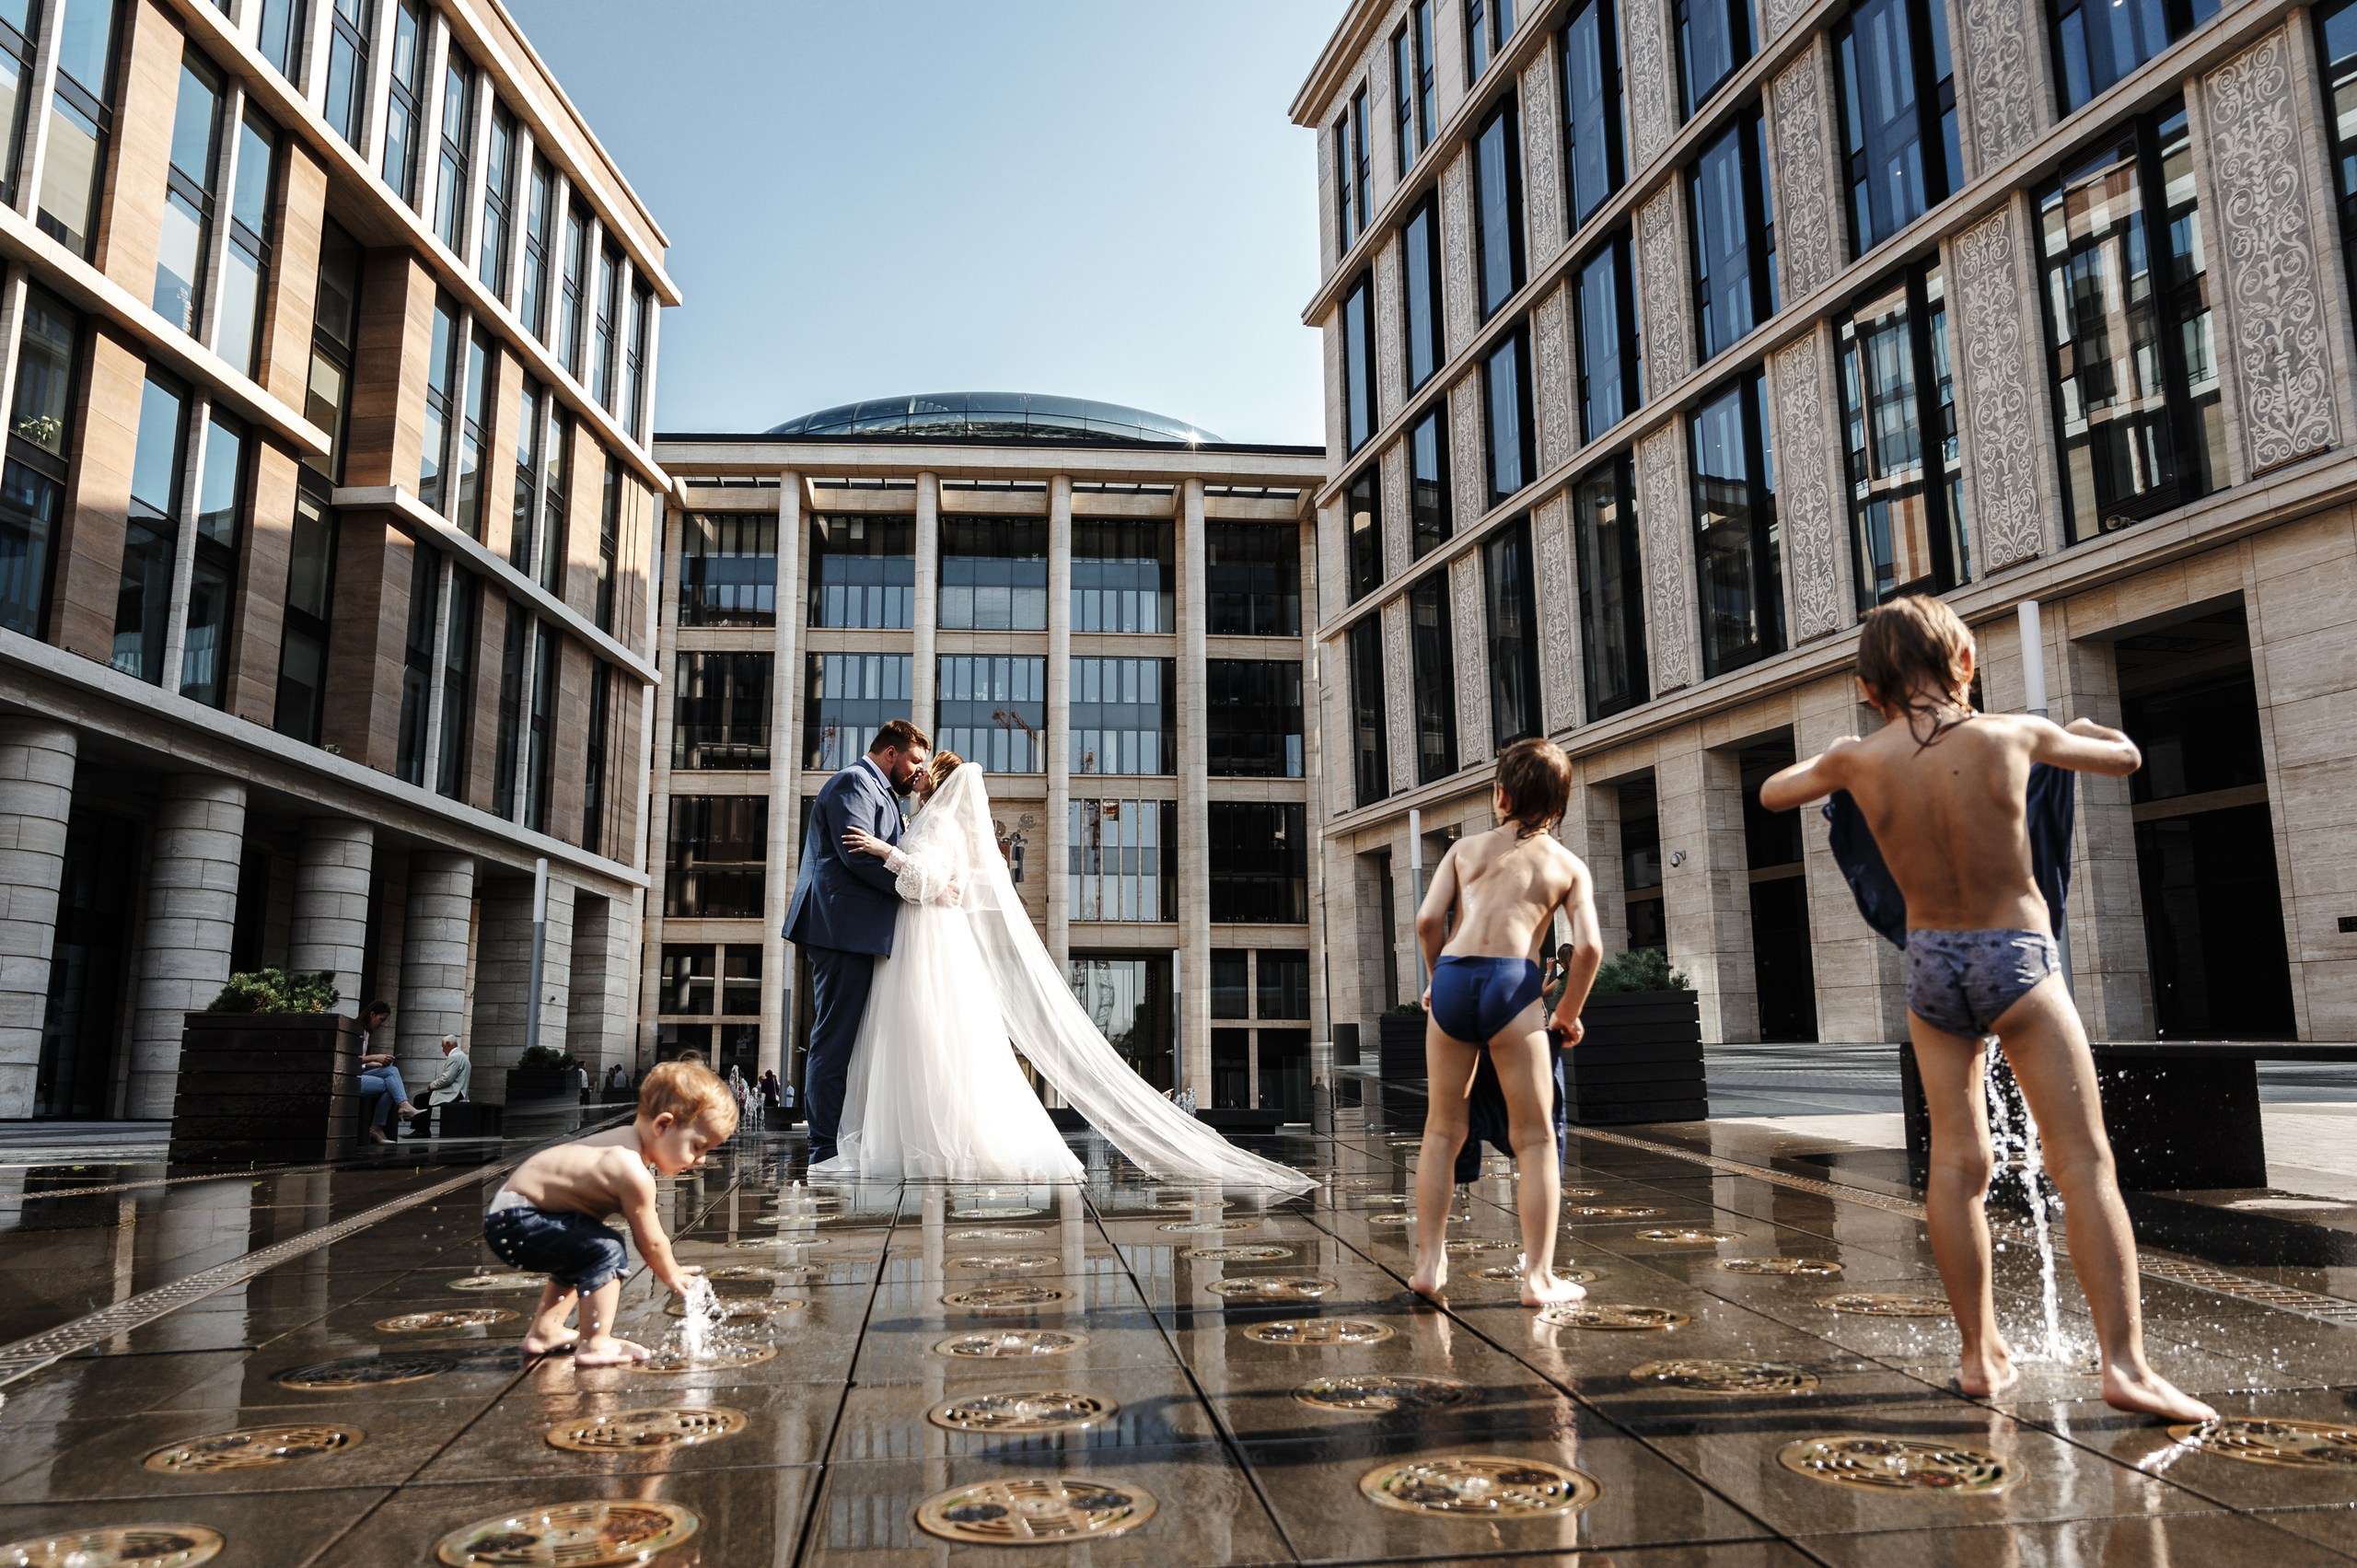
928,764,1316,1194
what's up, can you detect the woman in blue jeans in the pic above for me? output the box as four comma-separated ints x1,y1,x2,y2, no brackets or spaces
355,1000,417,1144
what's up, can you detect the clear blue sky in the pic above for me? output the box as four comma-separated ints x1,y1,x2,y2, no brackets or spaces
505,1,1339,446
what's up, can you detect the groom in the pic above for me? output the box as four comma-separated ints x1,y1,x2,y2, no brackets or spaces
784,718,932,1164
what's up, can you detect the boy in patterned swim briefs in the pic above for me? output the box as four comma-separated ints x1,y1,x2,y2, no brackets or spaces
483,1060,737,1365
1759,595,2212,1423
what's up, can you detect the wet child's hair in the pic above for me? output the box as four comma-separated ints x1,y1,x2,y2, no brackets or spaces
638,1059,739,1136
1857,594,1975,749
1495,738,1574,834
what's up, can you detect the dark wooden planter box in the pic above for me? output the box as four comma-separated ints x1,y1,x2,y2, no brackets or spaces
1564,990,1707,1125
505,1068,576,1105
169,1012,363,1165
1332,1024,1361,1068
1197,1108,1289,1133
1377,1015,1427,1082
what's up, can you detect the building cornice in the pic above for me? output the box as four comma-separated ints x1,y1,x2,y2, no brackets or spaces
1293,0,1396,128
656,437,1329,486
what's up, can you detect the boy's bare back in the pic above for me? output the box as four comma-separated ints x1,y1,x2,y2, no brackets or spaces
1436,828,1587,961
503,1125,652,1220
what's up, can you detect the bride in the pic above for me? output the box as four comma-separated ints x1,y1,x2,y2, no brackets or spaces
810,751,1313,1192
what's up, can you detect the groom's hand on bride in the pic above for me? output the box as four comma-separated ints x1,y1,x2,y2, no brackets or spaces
842,826,889,859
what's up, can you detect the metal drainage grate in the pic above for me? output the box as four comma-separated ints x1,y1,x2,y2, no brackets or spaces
0,1525,224,1567
1294,1374,1471,1413
375,1308,514,1333
434,1501,699,1567
143,1425,361,1472
1720,1258,1842,1278
914,1479,1155,1545
1778,1435,2014,1493
1205,1276,1335,1302
544,1406,748,1452
2168,1417,2357,1468
1359,1455,1597,1517
1186,1245,1295,1261
634,1344,775,1374
935,1330,1086,1359
925,1390,1114,1434
941,1285,1071,1313
1629,1359,1819,1395
1474,1264,1598,1285
1240,1318,1393,1345
1538,1303,1689,1331
1819,1293,1951,1318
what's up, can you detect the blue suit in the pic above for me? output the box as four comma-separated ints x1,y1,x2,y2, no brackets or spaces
784,756,907,1162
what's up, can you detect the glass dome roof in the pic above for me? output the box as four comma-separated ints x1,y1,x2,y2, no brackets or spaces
766,392,1221,446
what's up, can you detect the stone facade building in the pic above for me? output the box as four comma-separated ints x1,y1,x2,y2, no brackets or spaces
0,0,674,1115
650,401,1329,1114
1297,0,2357,1050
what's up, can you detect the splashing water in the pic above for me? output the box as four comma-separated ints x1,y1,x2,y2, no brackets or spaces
1984,1049,2088,1366
675,1275,725,1364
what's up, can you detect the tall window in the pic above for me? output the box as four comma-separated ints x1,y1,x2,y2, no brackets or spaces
624,285,652,440
1343,274,1376,451
419,296,458,512
0,289,78,639
1394,4,1434,176
1210,802,1307,923
938,517,1047,630
323,0,369,148
1206,522,1300,634
1071,799,1176,923
2039,107,2223,541
1072,519,1173,633
808,515,911,627
510,379,541,572
256,0,305,79
2054,0,2216,113
1577,235,1641,440
1467,0,1515,78
1411,409,1449,557
803,652,912,769
303,220,360,482
1207,659,1304,778
480,103,515,293
1678,0,1753,115
524,623,557,832
1350,616,1388,806
1475,102,1526,319
2323,2,2357,309
0,5,35,207
1690,373,1784,676
1484,327,1534,504
1839,0,1959,255
216,109,276,377
1402,198,1444,390
112,376,185,686
381,0,424,205
457,331,490,538
1345,466,1383,600
1336,87,1370,250
180,413,242,707
538,404,567,595
583,663,613,855
395,545,439,784
938,655,1045,772
1691,112,1777,360
1839,266,1968,609
275,484,336,742
492,607,527,816
558,203,589,377
1573,456,1648,718
1351,87,1371,244
434,47,472,251
1409,574,1457,782
592,245,621,408
437,570,476,797
595,457,619,631
1071,657,1173,775
155,52,222,334
665,797,767,919
39,0,119,259
1484,520,1543,746
1562,0,1624,228
672,650,772,770
681,513,776,627
520,157,554,339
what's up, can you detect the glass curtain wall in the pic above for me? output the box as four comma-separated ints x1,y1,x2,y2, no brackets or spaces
1690,374,1784,675
1573,456,1648,718
680,513,777,626
1562,0,1624,227
1474,100,1526,319
1483,520,1543,747
1409,574,1457,782
1072,519,1173,633
1678,0,1752,114
1206,523,1300,633
154,51,221,334
217,109,276,376
804,653,913,769
180,413,242,707
1349,617,1387,806
1071,656,1174,776
1838,0,1959,254
38,0,117,258
672,651,772,771
1411,410,1449,556
111,376,186,685
808,515,913,628
1577,236,1642,440
1070,799,1176,922
1206,660,1304,778
1691,111,1777,359
1838,266,1968,608
1346,467,1383,600
1402,200,1444,390
936,655,1046,773
0,288,76,638
938,517,1046,630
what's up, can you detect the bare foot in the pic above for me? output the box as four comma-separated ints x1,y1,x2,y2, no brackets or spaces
574,1336,651,1367
519,1326,580,1355
1408,1254,1448,1300
1522,1270,1587,1307
1956,1346,2018,1399
2102,1364,2215,1423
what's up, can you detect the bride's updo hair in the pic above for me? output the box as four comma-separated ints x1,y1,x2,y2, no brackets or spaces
920,749,965,797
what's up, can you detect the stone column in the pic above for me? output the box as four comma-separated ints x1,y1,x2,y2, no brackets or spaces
761,476,802,1079
1176,479,1213,1098
286,818,373,1017
1045,477,1073,969
396,852,474,1086
1655,739,1753,1046
565,892,627,1074
128,777,248,1119
911,471,939,735
1794,680,1906,1041
469,877,532,1099
0,720,75,1118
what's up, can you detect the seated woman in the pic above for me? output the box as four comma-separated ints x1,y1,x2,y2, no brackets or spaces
356,1000,417,1144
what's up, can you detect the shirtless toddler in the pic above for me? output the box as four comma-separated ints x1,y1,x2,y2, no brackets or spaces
482,1060,737,1365
1409,738,1604,1307
1759,594,2212,1423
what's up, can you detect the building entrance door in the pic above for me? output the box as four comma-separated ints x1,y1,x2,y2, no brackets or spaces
36,808,140,1118
1740,738,1818,1042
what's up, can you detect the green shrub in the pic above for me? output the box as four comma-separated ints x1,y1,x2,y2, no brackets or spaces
208,968,340,1015
517,1045,584,1071
1589,947,1693,995
1382,1002,1427,1021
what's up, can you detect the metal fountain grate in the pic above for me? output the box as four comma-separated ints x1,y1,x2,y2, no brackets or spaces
143,1425,361,1472
1293,1374,1471,1413
543,1406,748,1452
1537,1303,1689,1330
1629,1359,1819,1395
434,1501,700,1566
926,1389,1115,1434
1359,1454,1597,1517
914,1478,1155,1544
0,1525,225,1567
1205,1276,1336,1301
1720,1258,1842,1277
935,1329,1086,1359
1778,1434,2014,1493
375,1307,515,1333
1186,1245,1295,1261
1240,1318,1393,1345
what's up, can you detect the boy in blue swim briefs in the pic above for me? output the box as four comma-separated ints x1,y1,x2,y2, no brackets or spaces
1410,738,1603,1307
1759,595,2212,1423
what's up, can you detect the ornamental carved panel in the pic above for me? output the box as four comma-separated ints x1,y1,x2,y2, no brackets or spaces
1958,0,2040,171
1771,331,1845,641
1382,438,1411,582
1769,47,1840,304
1317,499,1349,645
1951,205,2051,571
2203,29,2342,474
1765,0,1816,42
1533,493,1582,734
1375,234,1405,416
1441,152,1479,353
1623,0,1677,169
1382,597,1414,794
1522,46,1566,260
1450,552,1492,761
1636,424,1696,692
1639,188,1690,400
1533,283,1576,471
1451,375,1487,529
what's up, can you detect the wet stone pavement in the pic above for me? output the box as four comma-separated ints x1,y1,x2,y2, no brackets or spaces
0,1105,2347,1566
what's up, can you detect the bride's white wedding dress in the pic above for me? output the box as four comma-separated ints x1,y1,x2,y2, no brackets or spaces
811,763,1313,1191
